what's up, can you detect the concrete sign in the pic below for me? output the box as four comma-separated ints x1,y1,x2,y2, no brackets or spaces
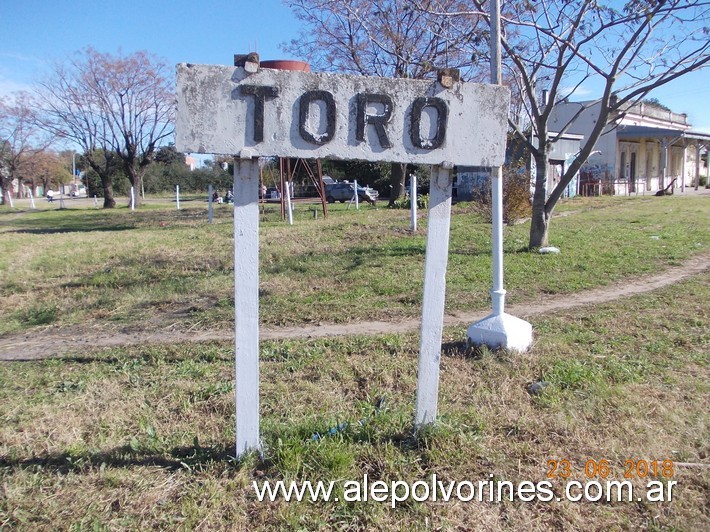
175,63,511,457
176,64,510,166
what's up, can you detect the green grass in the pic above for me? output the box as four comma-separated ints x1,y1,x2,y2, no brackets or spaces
0,194,707,336
0,193,706,528
0,272,707,529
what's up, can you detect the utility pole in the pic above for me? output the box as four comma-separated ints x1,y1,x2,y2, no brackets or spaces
466,0,533,352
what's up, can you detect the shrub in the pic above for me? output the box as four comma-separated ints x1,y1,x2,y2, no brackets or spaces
22,304,58,326
388,194,429,210
473,162,532,224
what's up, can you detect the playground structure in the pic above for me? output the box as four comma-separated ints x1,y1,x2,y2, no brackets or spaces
267,157,328,220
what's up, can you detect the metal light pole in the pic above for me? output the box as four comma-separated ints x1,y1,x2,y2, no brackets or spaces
490,0,505,317
466,0,532,352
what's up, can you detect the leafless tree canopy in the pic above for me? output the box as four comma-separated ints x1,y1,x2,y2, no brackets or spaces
34,48,175,207
285,0,489,80
489,0,710,142
426,0,709,246
0,95,54,205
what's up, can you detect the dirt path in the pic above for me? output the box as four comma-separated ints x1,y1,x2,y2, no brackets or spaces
1,252,707,361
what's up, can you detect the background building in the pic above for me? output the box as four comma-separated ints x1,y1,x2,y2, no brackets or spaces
549,100,710,195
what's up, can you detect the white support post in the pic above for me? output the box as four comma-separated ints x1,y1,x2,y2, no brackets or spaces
233,154,261,457
28,190,36,210
7,192,13,209
130,187,136,211
415,164,454,427
491,0,504,317
208,183,214,224
467,0,532,352
347,180,360,210
696,144,702,190
491,166,505,316
410,174,418,232
94,195,99,208
284,179,293,225
661,140,668,191
681,143,687,192
176,185,181,210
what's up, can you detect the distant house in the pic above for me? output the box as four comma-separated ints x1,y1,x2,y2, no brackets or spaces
529,132,584,198
549,100,710,195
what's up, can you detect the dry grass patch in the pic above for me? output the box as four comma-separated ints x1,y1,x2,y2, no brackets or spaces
1,273,708,529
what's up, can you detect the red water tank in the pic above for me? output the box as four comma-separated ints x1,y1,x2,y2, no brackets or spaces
260,60,311,72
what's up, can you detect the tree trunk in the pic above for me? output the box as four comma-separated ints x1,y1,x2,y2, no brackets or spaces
1,177,13,206
131,174,144,207
529,149,550,248
101,175,116,208
388,162,406,206
126,166,144,207
529,208,551,249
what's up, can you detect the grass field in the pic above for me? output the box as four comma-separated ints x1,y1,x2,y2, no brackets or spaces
0,193,708,529
0,194,707,336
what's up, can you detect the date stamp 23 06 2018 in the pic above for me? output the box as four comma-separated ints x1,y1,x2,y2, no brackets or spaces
547,459,675,480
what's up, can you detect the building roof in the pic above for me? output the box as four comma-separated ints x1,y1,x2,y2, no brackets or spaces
616,124,710,143
620,101,689,129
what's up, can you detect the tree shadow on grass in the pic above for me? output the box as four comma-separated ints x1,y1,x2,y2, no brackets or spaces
441,340,484,359
0,208,141,233
0,441,236,475
0,206,216,235
1,423,474,479
441,340,516,361
10,226,135,235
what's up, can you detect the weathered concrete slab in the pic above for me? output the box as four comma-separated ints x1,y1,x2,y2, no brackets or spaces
176,64,510,166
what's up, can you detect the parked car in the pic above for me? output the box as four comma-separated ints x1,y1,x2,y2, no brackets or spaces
265,187,281,200
71,186,88,198
325,182,378,204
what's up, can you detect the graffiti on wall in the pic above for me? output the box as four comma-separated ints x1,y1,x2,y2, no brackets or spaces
579,152,613,195
456,167,490,200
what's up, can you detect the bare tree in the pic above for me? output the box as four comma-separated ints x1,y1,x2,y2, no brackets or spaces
438,0,710,247
34,48,175,208
284,0,488,203
0,95,53,205
19,150,68,196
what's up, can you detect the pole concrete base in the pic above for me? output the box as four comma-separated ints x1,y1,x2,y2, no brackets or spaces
467,313,533,352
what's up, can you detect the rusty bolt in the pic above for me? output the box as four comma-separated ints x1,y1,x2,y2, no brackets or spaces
234,52,260,73
437,68,461,89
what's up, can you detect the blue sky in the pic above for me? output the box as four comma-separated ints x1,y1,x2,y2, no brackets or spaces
2,0,709,132
1,0,298,92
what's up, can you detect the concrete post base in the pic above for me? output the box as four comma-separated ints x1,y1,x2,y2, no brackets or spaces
467,313,533,352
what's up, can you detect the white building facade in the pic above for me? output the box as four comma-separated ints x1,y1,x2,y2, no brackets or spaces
549,100,710,195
